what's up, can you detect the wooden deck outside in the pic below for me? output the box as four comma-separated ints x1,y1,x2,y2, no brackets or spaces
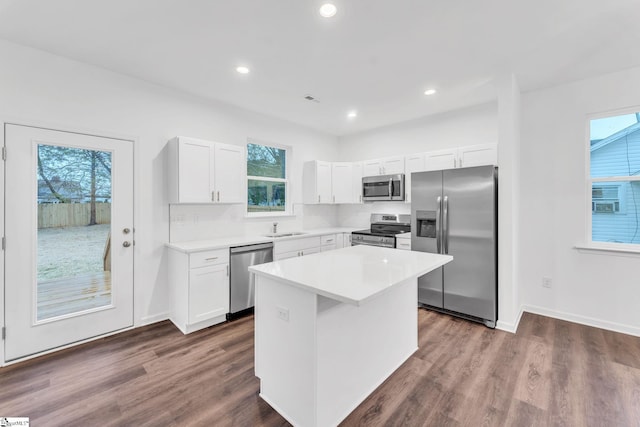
37,271,112,321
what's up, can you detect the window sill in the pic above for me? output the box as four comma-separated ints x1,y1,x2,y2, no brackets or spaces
574,243,640,256
245,212,296,219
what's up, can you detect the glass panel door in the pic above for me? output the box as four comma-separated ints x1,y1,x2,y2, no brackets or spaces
36,145,113,321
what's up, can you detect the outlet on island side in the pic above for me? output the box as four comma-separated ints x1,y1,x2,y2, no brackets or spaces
277,306,290,322
542,277,552,288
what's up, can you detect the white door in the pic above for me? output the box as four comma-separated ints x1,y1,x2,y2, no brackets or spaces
316,161,332,203
214,143,244,203
331,162,353,203
4,124,134,361
352,162,363,203
381,156,405,175
424,148,458,171
405,153,426,203
178,137,212,203
458,143,498,168
363,159,382,177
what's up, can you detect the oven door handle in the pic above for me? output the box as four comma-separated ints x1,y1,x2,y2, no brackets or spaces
388,178,393,198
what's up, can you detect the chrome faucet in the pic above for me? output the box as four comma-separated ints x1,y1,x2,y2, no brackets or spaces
272,222,278,234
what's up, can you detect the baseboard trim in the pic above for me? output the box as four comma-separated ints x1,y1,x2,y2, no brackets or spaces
522,305,640,337
496,307,524,334
138,311,170,327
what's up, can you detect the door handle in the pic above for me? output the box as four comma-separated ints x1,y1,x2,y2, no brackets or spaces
123,241,132,248
443,196,449,254
217,191,220,202
211,191,215,202
436,196,442,254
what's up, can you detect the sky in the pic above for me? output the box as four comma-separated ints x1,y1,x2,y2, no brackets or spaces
590,113,639,140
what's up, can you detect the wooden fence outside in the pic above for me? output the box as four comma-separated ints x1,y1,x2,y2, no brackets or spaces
38,203,111,228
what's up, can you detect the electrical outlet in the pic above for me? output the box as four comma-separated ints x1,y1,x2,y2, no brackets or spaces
542,277,552,288
277,306,290,322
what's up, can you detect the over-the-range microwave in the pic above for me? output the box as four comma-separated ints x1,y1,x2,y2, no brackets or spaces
362,174,405,202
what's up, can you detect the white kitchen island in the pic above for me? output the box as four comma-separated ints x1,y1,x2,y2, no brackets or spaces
249,245,452,427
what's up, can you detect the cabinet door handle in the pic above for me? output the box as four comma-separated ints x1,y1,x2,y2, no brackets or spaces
333,195,335,203
318,195,320,203
217,191,220,202
205,257,218,261
454,158,457,168
211,191,215,202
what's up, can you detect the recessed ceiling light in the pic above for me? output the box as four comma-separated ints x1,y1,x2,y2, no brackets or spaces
424,88,437,96
347,111,357,119
319,3,337,18
236,66,250,74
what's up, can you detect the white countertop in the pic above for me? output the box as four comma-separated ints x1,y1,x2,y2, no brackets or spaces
249,245,452,306
166,227,358,253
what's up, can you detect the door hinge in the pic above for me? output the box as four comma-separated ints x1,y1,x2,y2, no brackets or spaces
2,327,5,340
1,236,5,250
2,147,6,161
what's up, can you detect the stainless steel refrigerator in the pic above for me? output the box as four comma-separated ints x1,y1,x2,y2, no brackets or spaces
411,165,497,328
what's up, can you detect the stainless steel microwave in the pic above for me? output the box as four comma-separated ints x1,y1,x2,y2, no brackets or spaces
362,174,405,202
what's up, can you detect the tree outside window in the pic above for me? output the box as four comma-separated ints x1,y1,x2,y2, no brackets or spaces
247,141,290,215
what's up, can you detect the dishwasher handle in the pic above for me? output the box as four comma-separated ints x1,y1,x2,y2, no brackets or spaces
230,242,274,254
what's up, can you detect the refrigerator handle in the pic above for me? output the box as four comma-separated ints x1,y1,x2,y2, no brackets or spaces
436,196,442,254
443,195,449,254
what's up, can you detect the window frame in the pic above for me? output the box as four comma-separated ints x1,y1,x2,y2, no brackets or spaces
245,138,293,218
586,107,640,250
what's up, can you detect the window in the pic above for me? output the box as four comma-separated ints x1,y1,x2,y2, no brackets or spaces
589,111,640,245
247,140,290,215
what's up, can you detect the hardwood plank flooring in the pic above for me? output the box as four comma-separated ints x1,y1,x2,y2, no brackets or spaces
1,310,639,426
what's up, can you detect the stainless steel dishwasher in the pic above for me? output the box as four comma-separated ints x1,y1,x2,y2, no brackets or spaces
229,242,274,318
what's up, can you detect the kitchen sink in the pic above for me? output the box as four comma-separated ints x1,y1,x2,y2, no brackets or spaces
263,231,308,238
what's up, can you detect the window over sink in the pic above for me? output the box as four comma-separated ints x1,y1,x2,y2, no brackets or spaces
247,139,291,216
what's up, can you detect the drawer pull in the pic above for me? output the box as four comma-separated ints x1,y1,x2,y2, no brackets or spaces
205,257,219,261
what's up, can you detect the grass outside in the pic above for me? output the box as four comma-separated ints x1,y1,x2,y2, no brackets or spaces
37,224,110,281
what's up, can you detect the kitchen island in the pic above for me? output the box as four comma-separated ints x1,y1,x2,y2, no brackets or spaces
249,245,452,427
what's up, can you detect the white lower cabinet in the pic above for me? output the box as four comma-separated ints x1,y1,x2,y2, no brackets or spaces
274,236,322,260
169,247,230,334
396,235,411,251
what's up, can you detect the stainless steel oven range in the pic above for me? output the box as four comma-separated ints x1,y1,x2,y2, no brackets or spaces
351,213,411,248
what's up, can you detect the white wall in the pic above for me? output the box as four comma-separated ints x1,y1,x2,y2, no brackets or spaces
337,103,498,161
0,40,338,327
519,65,640,336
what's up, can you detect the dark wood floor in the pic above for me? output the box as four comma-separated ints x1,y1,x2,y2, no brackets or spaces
1,309,639,426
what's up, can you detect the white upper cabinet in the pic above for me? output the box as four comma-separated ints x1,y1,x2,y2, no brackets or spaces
352,162,363,204
423,144,497,171
213,143,245,203
362,155,405,176
457,143,498,168
304,161,363,204
303,160,333,204
424,148,458,171
167,136,245,204
404,153,426,203
331,162,353,203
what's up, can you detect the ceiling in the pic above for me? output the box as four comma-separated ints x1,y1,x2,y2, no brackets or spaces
1,0,639,136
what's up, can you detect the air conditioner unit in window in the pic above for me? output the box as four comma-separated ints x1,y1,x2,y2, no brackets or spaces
592,201,620,213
